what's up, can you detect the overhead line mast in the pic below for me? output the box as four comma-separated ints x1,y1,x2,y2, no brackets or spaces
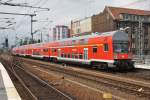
0,1,50,43
0,12,36,43
120,0,147,60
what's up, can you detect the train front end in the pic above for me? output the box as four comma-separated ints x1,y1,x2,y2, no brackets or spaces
112,31,134,70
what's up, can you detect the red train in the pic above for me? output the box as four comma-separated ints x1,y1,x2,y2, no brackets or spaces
12,30,134,70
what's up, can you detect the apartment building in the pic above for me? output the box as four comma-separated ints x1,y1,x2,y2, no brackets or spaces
53,25,70,41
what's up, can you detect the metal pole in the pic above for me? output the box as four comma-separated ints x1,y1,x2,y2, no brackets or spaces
41,32,43,42
138,20,143,60
31,15,33,43
48,34,49,42
139,20,141,59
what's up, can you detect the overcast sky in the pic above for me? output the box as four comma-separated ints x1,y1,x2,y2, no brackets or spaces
0,0,149,47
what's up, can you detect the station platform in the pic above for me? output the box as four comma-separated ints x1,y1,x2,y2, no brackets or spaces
135,63,150,70
0,62,21,100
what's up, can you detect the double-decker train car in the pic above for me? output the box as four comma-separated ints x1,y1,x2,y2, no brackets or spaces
12,30,134,70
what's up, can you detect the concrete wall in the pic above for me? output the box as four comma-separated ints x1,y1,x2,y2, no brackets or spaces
53,26,69,41
80,18,92,34
71,17,92,35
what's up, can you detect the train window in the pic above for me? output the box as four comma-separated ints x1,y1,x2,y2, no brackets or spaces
61,53,64,57
33,51,40,55
79,39,88,45
72,54,74,58
93,46,97,53
72,40,76,45
79,39,84,44
52,48,55,52
104,44,109,51
79,54,83,59
64,54,67,58
43,48,48,52
75,54,78,59
68,42,70,46
52,48,57,52
68,54,70,58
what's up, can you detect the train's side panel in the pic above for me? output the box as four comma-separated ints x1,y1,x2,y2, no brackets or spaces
12,35,114,64
32,47,43,58
88,36,113,61
27,45,32,56
49,35,114,65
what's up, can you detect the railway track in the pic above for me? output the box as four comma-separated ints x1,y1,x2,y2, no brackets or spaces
18,57,150,100
10,61,73,100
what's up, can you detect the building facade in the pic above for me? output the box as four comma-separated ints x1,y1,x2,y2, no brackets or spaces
71,17,92,37
53,25,70,41
91,6,150,55
70,6,150,55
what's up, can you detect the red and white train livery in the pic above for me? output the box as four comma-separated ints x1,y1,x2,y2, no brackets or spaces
12,30,134,70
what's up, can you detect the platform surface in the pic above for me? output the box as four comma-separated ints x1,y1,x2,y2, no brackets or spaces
0,62,21,100
135,63,150,70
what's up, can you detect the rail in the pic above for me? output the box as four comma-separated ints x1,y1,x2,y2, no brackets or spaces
11,62,73,100
11,64,38,100
21,58,150,99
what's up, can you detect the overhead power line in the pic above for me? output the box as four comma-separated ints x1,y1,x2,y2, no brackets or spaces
0,1,50,10
121,0,147,7
0,27,14,30
4,0,13,3
15,0,45,31
0,17,14,20
0,11,36,42
0,12,36,16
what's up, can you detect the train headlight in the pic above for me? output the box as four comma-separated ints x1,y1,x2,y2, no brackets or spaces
121,55,125,58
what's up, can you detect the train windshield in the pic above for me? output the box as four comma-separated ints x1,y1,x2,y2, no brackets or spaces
113,41,129,53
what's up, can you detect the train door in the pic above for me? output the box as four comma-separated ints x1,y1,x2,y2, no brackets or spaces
84,48,88,60
58,49,61,57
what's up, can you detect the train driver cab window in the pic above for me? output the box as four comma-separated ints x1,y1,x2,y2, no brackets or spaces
113,41,129,53
104,44,109,51
93,46,97,53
